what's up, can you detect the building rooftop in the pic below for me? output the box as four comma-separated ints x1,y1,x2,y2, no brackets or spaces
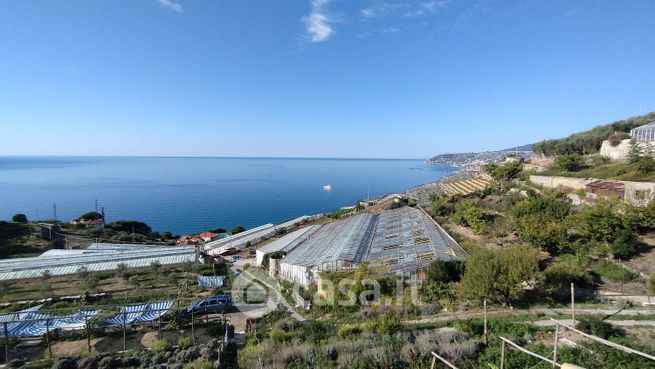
280,206,465,275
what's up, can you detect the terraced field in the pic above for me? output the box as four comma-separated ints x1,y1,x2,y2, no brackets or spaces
442,175,494,196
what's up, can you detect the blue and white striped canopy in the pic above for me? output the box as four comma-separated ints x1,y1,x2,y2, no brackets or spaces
0,307,100,338
197,276,225,288
105,300,173,326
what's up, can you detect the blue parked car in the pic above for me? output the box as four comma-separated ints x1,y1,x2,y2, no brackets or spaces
185,294,232,314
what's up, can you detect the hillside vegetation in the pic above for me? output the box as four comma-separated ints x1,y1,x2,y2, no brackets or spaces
533,111,655,156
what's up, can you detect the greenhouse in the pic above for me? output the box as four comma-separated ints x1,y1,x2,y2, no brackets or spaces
278,207,465,287
630,121,655,142
0,243,197,281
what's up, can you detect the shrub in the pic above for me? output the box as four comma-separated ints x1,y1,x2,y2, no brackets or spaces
649,274,655,294
459,245,541,305
230,226,246,235
555,153,584,172
115,263,130,280
517,213,567,252
608,132,628,146
337,324,362,338
512,196,570,220
483,162,523,181
574,200,625,243
84,276,100,292
593,260,638,282
11,214,27,223
452,201,491,234
360,313,402,335
150,260,162,274
152,339,171,352
628,141,655,174
427,260,465,283
177,336,193,349
206,321,226,338
185,360,212,369
610,229,638,260
577,316,623,339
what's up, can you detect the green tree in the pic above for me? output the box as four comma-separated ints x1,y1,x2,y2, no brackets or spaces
453,201,491,234
77,266,90,279
482,162,523,181
427,259,465,283
11,214,28,223
459,245,541,305
517,213,567,253
628,141,655,174
555,153,584,172
79,211,103,221
541,254,592,299
105,220,151,234
574,200,625,242
150,260,162,274
610,229,638,260
230,226,246,235
513,195,570,220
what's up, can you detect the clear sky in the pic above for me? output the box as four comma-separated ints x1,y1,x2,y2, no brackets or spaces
1,0,654,158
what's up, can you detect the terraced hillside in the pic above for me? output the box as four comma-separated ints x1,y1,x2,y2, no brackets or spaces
441,174,494,196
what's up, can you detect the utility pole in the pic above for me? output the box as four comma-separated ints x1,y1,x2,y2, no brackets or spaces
95,199,98,213
571,283,576,326
483,299,488,347
53,203,57,223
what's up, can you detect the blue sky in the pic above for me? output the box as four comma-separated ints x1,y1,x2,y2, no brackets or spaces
1,0,654,158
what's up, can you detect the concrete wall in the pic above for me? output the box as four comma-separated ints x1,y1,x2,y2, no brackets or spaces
529,175,591,191
530,175,655,206
600,139,631,160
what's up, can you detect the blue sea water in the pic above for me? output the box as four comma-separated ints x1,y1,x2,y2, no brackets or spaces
0,157,453,235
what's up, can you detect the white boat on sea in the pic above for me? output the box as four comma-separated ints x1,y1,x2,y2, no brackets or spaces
323,184,332,191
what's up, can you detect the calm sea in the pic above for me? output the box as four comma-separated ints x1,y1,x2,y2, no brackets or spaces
0,157,453,235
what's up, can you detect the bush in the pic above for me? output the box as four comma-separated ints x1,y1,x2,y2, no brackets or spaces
555,153,585,172
593,260,638,282
185,360,212,369
610,229,638,260
459,245,540,305
337,324,362,338
574,200,625,243
230,226,246,235
105,220,151,235
577,316,623,339
483,162,523,181
517,213,567,252
513,196,570,220
452,201,491,234
177,336,193,349
427,260,465,283
11,214,27,223
649,274,655,294
628,141,655,174
608,132,628,146
206,321,227,338
360,314,402,335
152,339,171,352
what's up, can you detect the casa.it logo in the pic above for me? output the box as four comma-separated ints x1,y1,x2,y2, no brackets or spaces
230,268,274,308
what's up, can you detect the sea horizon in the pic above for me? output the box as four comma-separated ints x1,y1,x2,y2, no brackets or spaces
0,156,453,235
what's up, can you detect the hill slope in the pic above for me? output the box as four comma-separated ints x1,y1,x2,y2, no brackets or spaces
533,111,655,156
